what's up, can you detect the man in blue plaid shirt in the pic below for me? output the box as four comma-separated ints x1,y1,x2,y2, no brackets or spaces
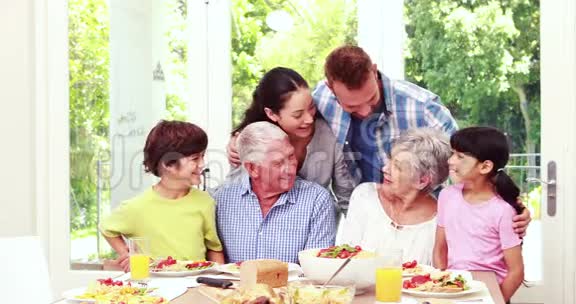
214,122,336,263
313,45,532,234
313,45,458,184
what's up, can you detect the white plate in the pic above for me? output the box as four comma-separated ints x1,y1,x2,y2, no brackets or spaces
216,263,241,275
402,280,485,298
150,260,217,277
402,264,436,277
217,262,303,276
150,266,215,277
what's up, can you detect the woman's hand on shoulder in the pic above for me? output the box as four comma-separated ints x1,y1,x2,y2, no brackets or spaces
227,132,240,167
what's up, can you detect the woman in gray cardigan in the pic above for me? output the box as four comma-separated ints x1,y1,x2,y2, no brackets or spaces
226,67,357,215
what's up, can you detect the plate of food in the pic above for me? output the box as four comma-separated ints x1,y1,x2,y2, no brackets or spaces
402,260,435,277
150,256,216,277
287,280,355,304
402,271,485,298
62,278,166,303
217,260,303,277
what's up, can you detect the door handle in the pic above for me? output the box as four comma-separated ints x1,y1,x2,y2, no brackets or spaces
526,177,556,185
525,161,557,216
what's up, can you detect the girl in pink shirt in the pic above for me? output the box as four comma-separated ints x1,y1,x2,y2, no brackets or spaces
433,127,524,303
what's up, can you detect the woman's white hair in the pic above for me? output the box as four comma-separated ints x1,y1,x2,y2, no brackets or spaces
391,128,451,193
237,121,288,164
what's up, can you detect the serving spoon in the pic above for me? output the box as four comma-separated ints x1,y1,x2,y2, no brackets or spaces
322,257,352,287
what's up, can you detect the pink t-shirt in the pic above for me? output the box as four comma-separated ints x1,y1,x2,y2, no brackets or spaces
437,184,522,283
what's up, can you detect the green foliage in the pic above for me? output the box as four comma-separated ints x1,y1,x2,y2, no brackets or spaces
68,0,188,234
231,0,357,127
89,250,118,261
405,0,540,152
163,0,189,121
525,185,541,219
69,0,110,231
257,0,357,85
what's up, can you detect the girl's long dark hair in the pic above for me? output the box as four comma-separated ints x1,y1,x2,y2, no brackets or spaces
232,67,309,134
450,126,524,214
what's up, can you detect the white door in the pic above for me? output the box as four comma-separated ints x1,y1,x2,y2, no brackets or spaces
511,0,576,302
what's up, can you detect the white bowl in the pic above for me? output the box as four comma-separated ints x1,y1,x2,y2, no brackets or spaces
298,248,378,292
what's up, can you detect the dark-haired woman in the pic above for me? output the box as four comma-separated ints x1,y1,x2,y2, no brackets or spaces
226,67,356,214
101,120,225,272
433,126,524,303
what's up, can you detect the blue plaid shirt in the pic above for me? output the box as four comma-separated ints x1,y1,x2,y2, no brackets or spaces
312,72,458,183
214,175,337,264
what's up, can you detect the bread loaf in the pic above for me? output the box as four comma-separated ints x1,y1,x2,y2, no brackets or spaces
239,259,288,288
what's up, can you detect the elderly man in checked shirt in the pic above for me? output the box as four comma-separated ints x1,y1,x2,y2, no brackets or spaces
214,121,336,263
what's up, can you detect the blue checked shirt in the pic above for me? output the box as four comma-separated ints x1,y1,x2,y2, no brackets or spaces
312,72,458,183
214,175,337,264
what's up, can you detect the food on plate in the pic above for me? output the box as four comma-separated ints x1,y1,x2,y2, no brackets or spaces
402,260,425,275
315,244,375,259
73,278,166,303
96,277,125,286
402,272,468,293
222,261,243,273
151,256,214,272
220,283,285,304
240,259,288,288
288,281,355,304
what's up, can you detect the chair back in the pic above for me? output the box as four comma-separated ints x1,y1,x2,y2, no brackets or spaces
0,236,53,302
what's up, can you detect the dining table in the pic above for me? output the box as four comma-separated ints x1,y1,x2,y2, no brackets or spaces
168,271,506,304
55,270,506,304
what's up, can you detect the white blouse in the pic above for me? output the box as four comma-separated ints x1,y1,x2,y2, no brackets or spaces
337,183,437,266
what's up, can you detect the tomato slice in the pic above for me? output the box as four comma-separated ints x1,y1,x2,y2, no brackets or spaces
403,280,412,289
338,250,351,258
411,275,431,285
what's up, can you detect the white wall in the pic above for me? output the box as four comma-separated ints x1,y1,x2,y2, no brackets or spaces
0,0,36,237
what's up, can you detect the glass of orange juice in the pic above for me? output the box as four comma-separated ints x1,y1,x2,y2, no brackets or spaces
375,248,403,303
128,237,150,281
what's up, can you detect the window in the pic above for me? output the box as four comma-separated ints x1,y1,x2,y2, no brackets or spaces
69,0,196,268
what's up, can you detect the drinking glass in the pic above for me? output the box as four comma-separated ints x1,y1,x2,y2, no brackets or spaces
375,248,403,303
128,237,150,281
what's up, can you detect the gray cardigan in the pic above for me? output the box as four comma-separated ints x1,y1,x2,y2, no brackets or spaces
226,118,358,214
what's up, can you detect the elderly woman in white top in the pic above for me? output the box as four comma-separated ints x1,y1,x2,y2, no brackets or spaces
337,128,451,265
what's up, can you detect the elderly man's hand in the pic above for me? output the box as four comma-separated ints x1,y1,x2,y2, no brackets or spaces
513,198,531,238
227,132,241,167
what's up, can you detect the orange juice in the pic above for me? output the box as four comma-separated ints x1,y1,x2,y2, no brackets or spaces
130,254,150,280
375,267,402,302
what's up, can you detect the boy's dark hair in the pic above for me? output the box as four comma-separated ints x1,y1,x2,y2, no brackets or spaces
450,126,524,214
324,45,373,90
233,67,309,134
143,120,207,177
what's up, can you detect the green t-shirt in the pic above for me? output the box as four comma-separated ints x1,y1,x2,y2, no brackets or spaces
100,187,223,260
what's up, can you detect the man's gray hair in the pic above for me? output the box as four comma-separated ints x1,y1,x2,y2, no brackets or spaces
391,128,451,193
237,121,288,164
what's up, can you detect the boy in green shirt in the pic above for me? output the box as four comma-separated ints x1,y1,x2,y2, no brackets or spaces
100,120,224,271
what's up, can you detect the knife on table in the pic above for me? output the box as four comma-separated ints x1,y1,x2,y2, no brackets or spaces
196,277,235,289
